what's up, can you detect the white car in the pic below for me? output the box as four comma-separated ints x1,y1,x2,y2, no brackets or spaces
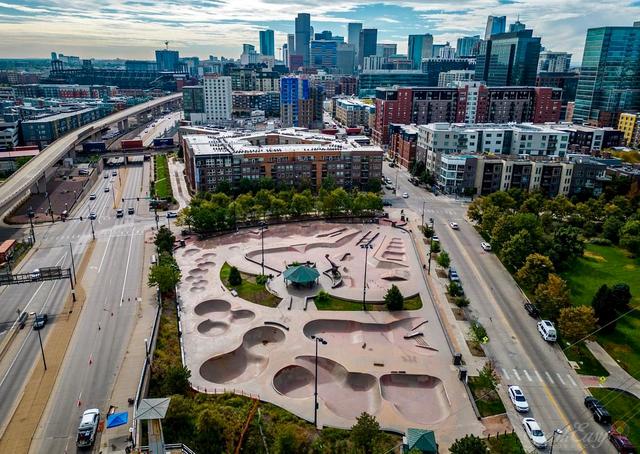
481,242,492,251
166,211,178,218
402,192,409,198
449,222,459,230
522,417,547,449
89,193,96,200
508,385,529,413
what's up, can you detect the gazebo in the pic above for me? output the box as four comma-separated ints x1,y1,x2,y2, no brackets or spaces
283,264,320,288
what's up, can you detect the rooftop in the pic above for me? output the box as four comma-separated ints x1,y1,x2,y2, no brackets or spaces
22,107,100,124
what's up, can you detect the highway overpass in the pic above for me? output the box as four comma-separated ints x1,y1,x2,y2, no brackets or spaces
0,93,182,218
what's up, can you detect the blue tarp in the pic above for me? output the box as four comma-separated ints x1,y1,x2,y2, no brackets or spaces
106,412,128,428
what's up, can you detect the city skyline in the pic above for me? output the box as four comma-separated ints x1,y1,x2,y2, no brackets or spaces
1,1,639,63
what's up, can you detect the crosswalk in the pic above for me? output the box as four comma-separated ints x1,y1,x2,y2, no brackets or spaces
42,229,147,242
501,367,582,388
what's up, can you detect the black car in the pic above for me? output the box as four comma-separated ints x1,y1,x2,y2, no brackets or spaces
33,313,48,330
585,396,612,424
524,302,540,318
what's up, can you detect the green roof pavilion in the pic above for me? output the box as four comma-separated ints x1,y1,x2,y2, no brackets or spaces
283,265,320,287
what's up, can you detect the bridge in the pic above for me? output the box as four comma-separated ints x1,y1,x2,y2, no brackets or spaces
0,93,182,217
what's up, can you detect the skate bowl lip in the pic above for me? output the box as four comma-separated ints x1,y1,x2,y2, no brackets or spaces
197,319,230,336
379,373,450,424
272,364,315,398
302,317,423,337
194,299,232,316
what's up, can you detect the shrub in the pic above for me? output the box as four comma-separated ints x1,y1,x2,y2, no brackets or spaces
589,237,613,246
448,281,464,297
454,296,470,308
470,320,488,343
431,241,441,253
228,266,242,286
256,274,268,285
315,290,330,305
384,285,404,311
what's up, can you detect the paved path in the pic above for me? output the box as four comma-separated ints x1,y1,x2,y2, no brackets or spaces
586,340,640,398
167,158,190,209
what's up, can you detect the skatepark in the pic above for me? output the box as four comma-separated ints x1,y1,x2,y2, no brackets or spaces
174,221,481,440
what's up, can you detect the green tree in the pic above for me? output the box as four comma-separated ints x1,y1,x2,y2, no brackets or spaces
148,261,181,293
384,285,404,311
274,424,305,454
228,266,242,286
365,178,382,193
154,225,175,254
476,361,499,391
515,253,555,291
620,220,640,255
448,281,464,297
602,216,625,244
290,193,313,217
548,226,584,268
500,230,537,271
558,306,597,343
163,395,196,444
449,434,488,454
350,412,380,454
162,364,192,395
195,408,225,454
610,283,632,310
533,274,571,321
591,284,617,333
437,250,450,269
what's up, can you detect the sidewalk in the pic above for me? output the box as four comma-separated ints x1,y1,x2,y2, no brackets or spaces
167,158,191,209
585,340,640,398
99,233,158,453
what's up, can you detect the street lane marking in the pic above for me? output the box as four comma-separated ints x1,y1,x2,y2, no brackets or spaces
513,369,521,381
502,368,510,380
119,232,135,307
545,371,555,384
534,370,543,382
523,370,532,382
567,375,577,387
556,373,566,385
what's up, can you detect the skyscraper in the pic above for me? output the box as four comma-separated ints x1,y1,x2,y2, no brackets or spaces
408,34,433,69
295,13,311,66
537,51,572,73
310,40,338,69
358,29,378,69
475,29,541,86
337,43,356,75
574,24,640,126
287,34,295,67
348,23,363,60
376,43,397,59
259,30,275,57
203,74,232,123
484,15,506,39
456,35,480,57
155,49,180,71
509,20,526,33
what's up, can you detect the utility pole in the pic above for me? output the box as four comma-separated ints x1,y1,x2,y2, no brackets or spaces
27,208,36,243
360,243,373,311
69,243,77,285
311,335,327,427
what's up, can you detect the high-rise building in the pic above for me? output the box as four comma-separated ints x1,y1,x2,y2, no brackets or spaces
280,76,323,128
376,43,397,59
475,29,541,86
358,29,378,68
240,44,259,65
314,30,333,41
438,70,475,87
456,36,481,57
336,43,356,75
437,43,456,59
203,74,232,124
310,40,338,70
182,85,205,123
286,34,295,67
574,24,640,126
295,13,311,66
408,34,433,69
259,30,275,57
348,23,363,61
509,20,526,33
421,58,473,85
537,51,572,73
485,15,506,39
155,49,180,72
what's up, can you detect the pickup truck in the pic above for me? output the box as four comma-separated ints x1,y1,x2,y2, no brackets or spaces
76,408,100,448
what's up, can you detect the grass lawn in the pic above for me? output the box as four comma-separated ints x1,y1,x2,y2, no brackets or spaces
220,262,281,308
590,387,640,447
485,432,525,453
153,154,173,200
561,244,640,379
467,376,506,417
314,293,423,311
562,341,609,377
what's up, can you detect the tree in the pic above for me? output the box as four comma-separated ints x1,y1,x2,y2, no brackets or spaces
273,424,305,454
610,283,632,310
602,216,625,244
437,251,450,269
533,274,571,321
154,225,175,254
620,220,640,255
163,395,195,444
449,434,488,454
350,412,380,454
228,266,242,286
500,230,537,271
548,226,584,268
365,178,382,193
558,306,597,343
195,408,225,454
448,281,464,297
148,261,181,293
384,285,404,311
591,284,617,333
515,253,555,291
476,361,499,391
162,364,192,395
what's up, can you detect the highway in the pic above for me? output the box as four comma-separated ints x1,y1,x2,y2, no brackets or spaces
384,162,615,453
0,93,181,215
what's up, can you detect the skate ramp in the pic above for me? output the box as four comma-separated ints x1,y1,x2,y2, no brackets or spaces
200,326,286,384
380,374,450,424
273,365,315,398
197,320,229,336
194,299,231,316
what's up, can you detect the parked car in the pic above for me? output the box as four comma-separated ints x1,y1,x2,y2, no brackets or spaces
33,313,48,330
584,396,612,424
166,211,178,218
537,320,557,342
524,302,540,318
116,209,124,218
522,418,547,449
89,193,96,200
448,267,460,282
508,385,529,413
481,242,492,251
449,222,459,230
431,235,439,242
382,200,393,207
402,192,409,198
608,427,637,453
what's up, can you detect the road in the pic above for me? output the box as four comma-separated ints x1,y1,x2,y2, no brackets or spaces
384,162,615,453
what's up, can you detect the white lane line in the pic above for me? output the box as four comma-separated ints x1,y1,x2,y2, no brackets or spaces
523,370,533,382
567,375,577,387
97,229,113,273
556,373,566,385
501,368,510,380
513,369,521,381
545,371,555,384
119,231,135,307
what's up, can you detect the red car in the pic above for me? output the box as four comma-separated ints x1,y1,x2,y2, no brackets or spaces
609,428,637,453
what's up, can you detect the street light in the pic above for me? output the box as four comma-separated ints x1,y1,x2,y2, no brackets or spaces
549,428,563,454
259,220,267,276
29,312,47,371
27,208,36,243
310,335,327,427
421,201,426,227
427,218,434,275
360,243,373,311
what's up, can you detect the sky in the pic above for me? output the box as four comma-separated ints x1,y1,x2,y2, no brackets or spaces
0,0,639,64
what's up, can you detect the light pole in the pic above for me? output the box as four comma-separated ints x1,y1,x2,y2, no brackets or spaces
427,218,434,275
29,312,47,371
259,220,267,276
310,335,327,427
421,201,426,227
27,208,36,243
549,428,563,454
89,215,95,240
360,243,373,311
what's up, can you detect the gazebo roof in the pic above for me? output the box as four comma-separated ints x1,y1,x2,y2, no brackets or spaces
405,428,437,453
283,265,320,284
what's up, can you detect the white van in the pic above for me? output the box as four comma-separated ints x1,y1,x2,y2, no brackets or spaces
151,254,157,265
537,320,557,342
76,408,100,448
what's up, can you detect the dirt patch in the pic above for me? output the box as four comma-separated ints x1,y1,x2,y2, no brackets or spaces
452,308,466,321
466,339,486,357
584,251,606,262
436,269,448,279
